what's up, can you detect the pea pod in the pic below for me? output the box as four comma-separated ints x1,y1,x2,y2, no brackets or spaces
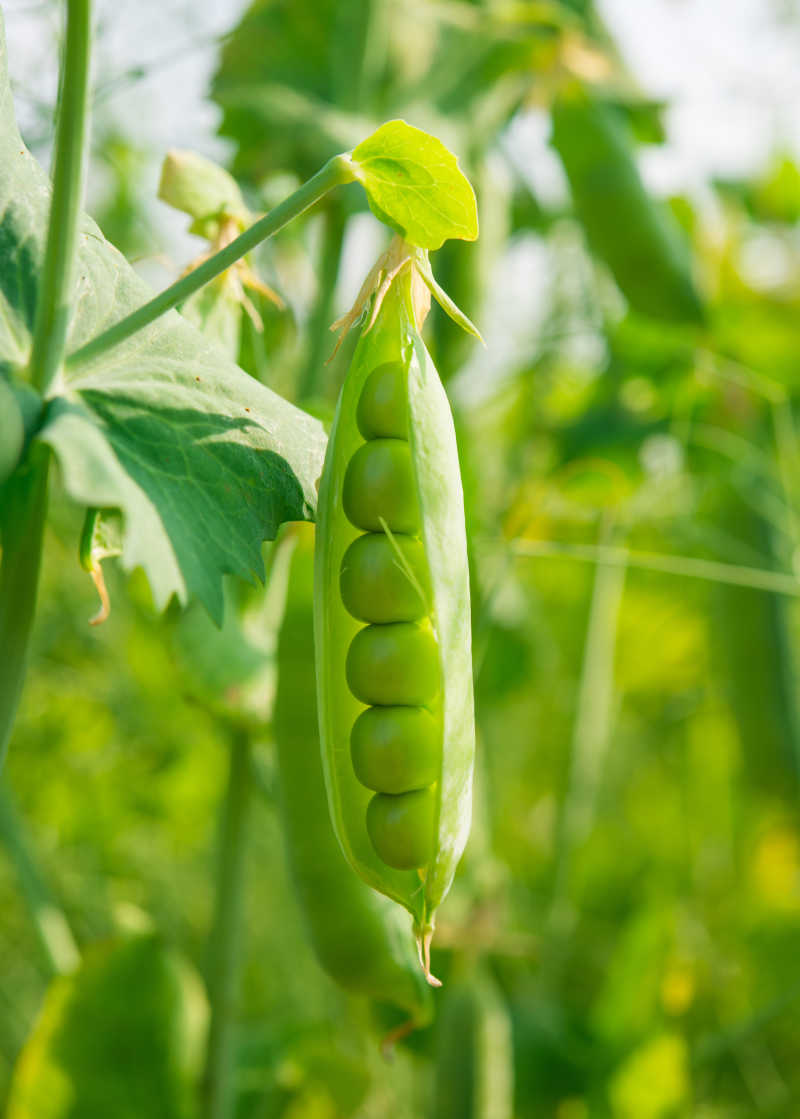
433,968,514,1119
551,84,705,324
275,523,433,1025
314,246,475,978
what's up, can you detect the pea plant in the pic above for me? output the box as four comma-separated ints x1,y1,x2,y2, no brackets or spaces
0,0,483,1112
13,0,799,1116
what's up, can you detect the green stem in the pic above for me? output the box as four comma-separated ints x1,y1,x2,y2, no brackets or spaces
772,398,800,546
0,782,80,976
67,155,357,370
549,530,626,920
201,727,252,1119
297,202,346,401
0,447,50,768
28,0,92,395
507,538,800,597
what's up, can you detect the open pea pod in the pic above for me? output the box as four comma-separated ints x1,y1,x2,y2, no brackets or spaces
314,253,474,977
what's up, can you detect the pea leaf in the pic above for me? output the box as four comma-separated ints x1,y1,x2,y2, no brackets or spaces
0,13,326,624
212,0,362,182
5,935,207,1119
350,120,478,250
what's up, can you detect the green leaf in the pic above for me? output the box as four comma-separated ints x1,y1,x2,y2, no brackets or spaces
38,380,320,623
211,0,359,183
215,82,371,174
0,13,326,623
5,935,208,1119
350,120,478,250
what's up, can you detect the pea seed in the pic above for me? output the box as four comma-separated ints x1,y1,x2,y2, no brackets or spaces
357,361,409,440
342,439,420,534
366,787,437,870
345,621,440,707
351,705,441,793
340,533,429,624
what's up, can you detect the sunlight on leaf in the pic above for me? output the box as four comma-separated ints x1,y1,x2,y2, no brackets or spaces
351,120,478,250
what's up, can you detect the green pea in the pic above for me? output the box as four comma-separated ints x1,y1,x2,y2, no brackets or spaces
342,439,419,534
340,533,429,624
351,705,441,793
367,787,437,870
357,361,409,440
346,622,440,707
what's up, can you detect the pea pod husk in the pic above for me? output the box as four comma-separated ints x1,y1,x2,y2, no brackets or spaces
314,268,475,953
433,968,514,1119
276,524,433,1024
551,85,705,324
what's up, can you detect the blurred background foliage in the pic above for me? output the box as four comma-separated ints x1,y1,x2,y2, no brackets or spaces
4,0,800,1115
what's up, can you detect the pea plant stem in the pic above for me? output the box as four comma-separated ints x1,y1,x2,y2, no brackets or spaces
201,727,252,1119
0,448,50,768
297,201,346,401
771,397,800,549
66,154,357,371
0,783,80,977
507,537,800,597
0,0,92,772
550,537,626,915
28,0,92,395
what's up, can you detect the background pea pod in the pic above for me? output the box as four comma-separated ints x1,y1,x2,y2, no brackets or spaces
314,264,475,968
432,966,514,1119
275,523,433,1026
551,84,705,324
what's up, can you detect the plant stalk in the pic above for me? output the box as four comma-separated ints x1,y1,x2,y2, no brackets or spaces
297,201,346,401
201,727,252,1119
508,537,800,597
0,447,50,768
0,782,80,976
547,523,626,941
67,155,357,370
28,0,93,395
